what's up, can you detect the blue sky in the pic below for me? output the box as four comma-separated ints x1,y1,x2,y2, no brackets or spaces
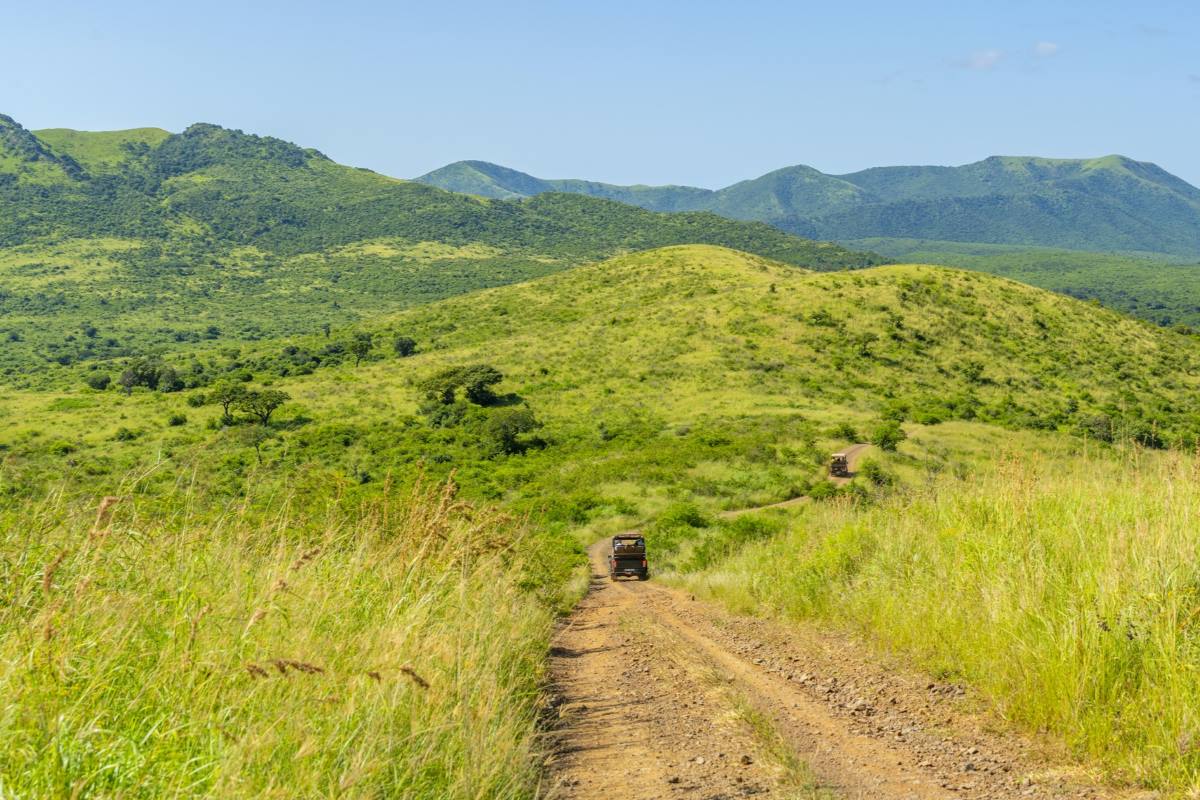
4,0,1198,186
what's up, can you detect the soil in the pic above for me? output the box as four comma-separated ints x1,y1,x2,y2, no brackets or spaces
543,457,1150,799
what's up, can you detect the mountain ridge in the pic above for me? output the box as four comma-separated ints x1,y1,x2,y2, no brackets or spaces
417,155,1200,256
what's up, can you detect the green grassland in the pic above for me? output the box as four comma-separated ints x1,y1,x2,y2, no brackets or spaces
852,238,1200,328
34,126,171,174
6,244,1200,795
8,244,1200,503
664,447,1200,790
0,115,881,386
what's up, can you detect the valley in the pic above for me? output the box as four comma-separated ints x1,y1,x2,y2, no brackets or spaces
4,113,1200,799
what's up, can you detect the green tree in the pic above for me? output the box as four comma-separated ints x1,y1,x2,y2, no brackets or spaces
393,335,417,358
237,389,289,425
480,407,542,456
157,366,184,393
419,364,504,406
460,364,504,405
236,424,275,464
210,380,248,424
119,358,163,393
870,420,907,452
350,332,373,367
85,373,111,391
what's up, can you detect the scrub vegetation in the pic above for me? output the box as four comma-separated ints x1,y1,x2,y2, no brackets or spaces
666,448,1200,791
5,113,1200,796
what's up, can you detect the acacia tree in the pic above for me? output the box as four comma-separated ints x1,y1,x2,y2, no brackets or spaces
210,380,248,423
237,424,274,464
350,332,373,367
237,389,290,425
418,364,504,406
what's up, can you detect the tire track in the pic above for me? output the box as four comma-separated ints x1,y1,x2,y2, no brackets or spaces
545,509,1134,799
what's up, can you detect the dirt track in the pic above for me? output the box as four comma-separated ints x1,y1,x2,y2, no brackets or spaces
544,474,1131,799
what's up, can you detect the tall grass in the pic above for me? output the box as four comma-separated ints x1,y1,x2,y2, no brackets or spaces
674,449,1200,791
0,477,563,798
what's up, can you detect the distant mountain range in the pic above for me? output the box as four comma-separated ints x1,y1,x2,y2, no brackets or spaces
417,157,1200,257
0,113,876,270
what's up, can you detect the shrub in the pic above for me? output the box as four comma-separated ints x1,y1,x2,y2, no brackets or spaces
830,421,858,440
808,480,840,500
857,458,894,487
393,335,417,357
870,420,907,452
85,373,111,391
113,427,138,441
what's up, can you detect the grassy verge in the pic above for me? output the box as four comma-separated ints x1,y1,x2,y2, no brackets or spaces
0,477,570,798
668,448,1200,792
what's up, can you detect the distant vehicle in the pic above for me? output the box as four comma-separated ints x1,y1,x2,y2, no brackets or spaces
830,452,850,477
608,534,648,581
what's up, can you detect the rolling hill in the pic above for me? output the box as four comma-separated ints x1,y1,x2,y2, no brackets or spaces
10,244,1200,501
848,239,1200,328
417,155,1200,257
0,113,880,386
7,243,1200,797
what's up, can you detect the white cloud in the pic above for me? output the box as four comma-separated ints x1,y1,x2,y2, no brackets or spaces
1034,41,1060,57
963,49,1004,70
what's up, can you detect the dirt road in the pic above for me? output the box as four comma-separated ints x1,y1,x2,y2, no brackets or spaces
544,527,1127,799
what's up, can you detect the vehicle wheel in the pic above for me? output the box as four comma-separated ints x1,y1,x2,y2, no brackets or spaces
637,573,648,581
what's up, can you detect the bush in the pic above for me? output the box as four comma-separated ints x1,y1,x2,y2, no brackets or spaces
830,421,858,441
393,335,417,357
808,480,840,500
857,458,894,487
167,413,187,427
113,427,138,441
85,373,111,391
870,420,907,452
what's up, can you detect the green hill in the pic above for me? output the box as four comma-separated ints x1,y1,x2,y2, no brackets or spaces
417,155,1200,257
10,244,1200,499
849,238,1200,328
33,126,171,174
0,113,85,184
0,114,880,385
5,244,1200,797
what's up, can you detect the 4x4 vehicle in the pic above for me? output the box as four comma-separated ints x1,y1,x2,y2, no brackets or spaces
830,452,850,478
608,534,648,581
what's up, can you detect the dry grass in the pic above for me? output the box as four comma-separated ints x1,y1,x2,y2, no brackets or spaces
0,476,557,798
674,447,1200,793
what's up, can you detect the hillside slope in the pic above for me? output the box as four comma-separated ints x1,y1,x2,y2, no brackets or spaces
9,243,1200,514
0,114,881,384
379,245,1199,443
17,244,1197,470
5,245,1200,796
418,155,1200,256
849,239,1200,328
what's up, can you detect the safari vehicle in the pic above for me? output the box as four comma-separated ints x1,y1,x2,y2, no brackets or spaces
830,452,850,477
608,534,648,581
